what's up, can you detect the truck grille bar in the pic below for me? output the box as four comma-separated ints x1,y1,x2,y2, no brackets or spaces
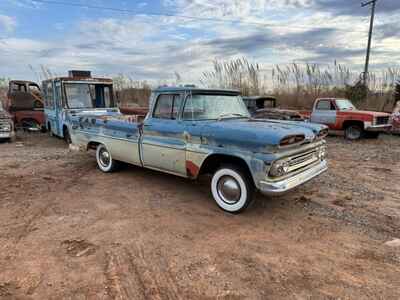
287,149,319,173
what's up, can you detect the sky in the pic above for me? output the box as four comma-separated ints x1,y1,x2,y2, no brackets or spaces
0,0,399,84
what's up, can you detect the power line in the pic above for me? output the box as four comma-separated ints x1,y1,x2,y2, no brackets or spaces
31,0,369,34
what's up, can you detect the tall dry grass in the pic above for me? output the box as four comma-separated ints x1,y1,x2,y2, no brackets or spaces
201,58,399,112
0,77,10,107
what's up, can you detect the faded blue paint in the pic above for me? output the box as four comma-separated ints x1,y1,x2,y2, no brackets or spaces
70,87,328,193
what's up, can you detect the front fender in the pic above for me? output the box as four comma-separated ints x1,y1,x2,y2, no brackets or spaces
186,144,274,187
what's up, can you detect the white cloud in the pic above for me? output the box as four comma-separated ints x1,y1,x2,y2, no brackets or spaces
0,14,17,33
0,1,399,82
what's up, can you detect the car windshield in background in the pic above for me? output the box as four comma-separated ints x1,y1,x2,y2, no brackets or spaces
183,94,250,121
64,83,113,109
336,99,356,110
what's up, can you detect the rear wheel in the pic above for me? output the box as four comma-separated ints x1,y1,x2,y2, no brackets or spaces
211,165,254,213
96,144,118,173
345,125,364,140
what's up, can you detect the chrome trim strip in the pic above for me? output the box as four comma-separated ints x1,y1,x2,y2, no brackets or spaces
75,130,139,143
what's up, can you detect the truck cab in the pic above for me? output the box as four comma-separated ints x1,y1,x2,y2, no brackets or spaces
43,71,118,143
310,98,392,140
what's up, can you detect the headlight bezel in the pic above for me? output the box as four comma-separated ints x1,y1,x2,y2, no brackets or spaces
268,145,327,178
269,158,291,177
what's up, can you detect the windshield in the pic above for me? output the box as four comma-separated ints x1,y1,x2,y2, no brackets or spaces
64,83,113,109
183,94,250,121
335,99,356,111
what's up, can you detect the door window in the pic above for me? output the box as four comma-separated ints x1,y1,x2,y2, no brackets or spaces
45,82,54,109
316,100,334,110
11,83,26,92
153,94,181,119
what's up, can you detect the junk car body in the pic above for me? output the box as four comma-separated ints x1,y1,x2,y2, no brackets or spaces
243,96,305,121
5,80,45,130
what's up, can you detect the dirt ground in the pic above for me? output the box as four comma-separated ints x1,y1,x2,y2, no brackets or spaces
0,133,399,300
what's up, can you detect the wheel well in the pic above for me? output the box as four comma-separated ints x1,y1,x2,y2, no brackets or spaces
343,120,364,130
199,154,254,185
87,141,101,150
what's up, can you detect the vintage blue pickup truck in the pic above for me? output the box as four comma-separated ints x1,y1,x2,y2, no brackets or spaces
70,87,328,213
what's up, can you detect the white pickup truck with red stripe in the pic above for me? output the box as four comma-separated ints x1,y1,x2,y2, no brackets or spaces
309,98,392,140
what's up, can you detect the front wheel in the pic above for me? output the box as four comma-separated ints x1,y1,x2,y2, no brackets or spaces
211,165,254,213
345,125,364,140
96,144,118,173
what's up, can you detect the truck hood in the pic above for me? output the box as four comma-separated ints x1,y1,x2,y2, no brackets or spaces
201,119,326,151
343,110,390,117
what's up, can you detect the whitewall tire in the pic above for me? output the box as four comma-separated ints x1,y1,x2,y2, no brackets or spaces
96,144,118,173
211,166,253,213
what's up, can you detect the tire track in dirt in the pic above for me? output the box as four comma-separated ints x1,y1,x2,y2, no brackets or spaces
104,247,146,300
104,243,183,300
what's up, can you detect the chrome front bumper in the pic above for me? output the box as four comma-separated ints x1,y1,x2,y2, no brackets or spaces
259,160,328,195
365,124,392,132
0,131,13,139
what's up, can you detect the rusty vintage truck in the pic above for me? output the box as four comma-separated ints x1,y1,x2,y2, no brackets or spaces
306,98,392,140
70,87,328,213
243,96,305,121
5,80,46,130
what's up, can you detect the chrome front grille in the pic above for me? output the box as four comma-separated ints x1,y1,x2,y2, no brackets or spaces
287,149,320,173
376,116,390,125
0,120,10,132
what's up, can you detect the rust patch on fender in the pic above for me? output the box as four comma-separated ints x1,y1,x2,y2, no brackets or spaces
186,161,200,178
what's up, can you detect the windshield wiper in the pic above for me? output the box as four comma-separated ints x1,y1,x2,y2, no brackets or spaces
217,113,249,121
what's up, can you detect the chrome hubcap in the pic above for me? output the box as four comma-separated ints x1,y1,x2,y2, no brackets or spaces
347,127,361,139
217,176,241,204
99,148,110,167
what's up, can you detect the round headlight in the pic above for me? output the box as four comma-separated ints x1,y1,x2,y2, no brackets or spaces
269,159,290,177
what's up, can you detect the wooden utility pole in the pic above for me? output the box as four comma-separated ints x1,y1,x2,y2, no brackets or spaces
361,0,377,85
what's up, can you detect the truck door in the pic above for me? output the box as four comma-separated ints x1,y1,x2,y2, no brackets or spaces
141,94,187,175
54,81,64,136
44,81,58,136
310,99,337,128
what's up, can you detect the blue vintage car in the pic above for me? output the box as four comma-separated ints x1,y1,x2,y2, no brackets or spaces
70,87,328,213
